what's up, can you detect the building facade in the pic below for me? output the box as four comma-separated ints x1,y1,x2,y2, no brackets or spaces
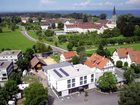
0,50,22,63
0,61,14,87
84,54,115,80
43,62,96,97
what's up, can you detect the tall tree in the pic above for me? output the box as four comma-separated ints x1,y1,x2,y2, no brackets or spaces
99,13,107,20
24,82,48,105
83,15,88,22
119,83,140,105
98,72,117,92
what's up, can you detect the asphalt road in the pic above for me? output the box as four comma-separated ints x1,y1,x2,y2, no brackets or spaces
20,26,68,53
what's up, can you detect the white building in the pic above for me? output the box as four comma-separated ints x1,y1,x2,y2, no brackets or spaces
0,50,22,63
84,53,115,80
0,61,14,87
60,51,77,62
41,23,49,30
112,48,140,66
43,62,96,97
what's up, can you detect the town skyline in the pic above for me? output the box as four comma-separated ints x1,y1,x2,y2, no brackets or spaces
0,0,140,12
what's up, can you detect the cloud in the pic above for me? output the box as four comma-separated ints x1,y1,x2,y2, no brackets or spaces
74,0,91,7
40,0,55,5
126,0,140,4
74,0,113,8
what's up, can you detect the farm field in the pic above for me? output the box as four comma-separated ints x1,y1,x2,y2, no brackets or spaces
0,30,34,51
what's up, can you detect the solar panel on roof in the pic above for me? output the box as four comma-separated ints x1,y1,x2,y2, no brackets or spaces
53,69,63,78
59,68,69,76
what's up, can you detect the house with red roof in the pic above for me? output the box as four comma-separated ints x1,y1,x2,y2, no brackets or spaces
64,19,115,34
60,51,77,62
84,53,115,80
112,48,134,66
112,48,140,66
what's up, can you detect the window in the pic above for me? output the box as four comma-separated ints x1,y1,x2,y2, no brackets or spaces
91,74,94,82
72,83,75,87
84,80,87,84
2,77,7,80
67,79,71,88
80,81,83,85
67,84,71,88
2,74,6,76
67,80,71,84
80,77,83,80
72,79,75,82
84,76,87,79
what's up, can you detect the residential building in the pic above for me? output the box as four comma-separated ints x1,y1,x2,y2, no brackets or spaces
0,61,14,87
112,48,140,66
0,50,22,63
43,62,96,97
30,56,46,70
41,23,49,30
60,51,77,62
84,53,115,80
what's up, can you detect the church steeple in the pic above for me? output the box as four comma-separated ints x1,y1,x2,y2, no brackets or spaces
112,6,117,24
113,6,116,15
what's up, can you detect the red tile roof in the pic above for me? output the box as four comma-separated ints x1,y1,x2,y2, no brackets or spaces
116,48,133,58
129,51,140,64
63,51,77,59
84,53,109,69
65,22,103,29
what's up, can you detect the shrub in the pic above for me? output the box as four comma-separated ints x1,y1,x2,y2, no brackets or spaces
116,60,123,68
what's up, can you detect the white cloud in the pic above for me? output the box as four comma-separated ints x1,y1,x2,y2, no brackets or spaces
74,0,113,8
126,0,140,4
40,0,55,5
74,0,90,7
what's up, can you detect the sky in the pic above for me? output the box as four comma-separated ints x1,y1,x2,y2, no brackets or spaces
0,0,140,12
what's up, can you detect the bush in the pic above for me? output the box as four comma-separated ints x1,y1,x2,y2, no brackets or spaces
124,62,128,67
116,61,123,68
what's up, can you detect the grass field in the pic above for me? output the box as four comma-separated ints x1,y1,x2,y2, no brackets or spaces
0,30,34,51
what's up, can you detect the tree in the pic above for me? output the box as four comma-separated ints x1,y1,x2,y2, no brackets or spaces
83,15,88,22
52,23,56,29
58,22,64,29
67,42,73,51
9,70,22,84
24,82,48,105
28,17,33,23
0,27,2,33
11,23,16,31
44,30,54,37
99,13,107,20
97,72,117,92
0,88,9,105
72,56,80,64
134,25,140,36
4,80,18,99
34,42,52,53
119,83,140,105
124,69,134,83
117,14,135,37
116,60,123,68
96,44,111,58
76,46,85,54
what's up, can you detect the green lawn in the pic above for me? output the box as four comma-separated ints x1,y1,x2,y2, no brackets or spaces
86,43,140,56
0,30,34,51
28,30,39,39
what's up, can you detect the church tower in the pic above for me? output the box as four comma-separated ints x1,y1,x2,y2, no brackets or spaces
112,6,117,24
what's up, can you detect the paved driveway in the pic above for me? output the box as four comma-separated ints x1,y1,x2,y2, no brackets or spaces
53,89,119,105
